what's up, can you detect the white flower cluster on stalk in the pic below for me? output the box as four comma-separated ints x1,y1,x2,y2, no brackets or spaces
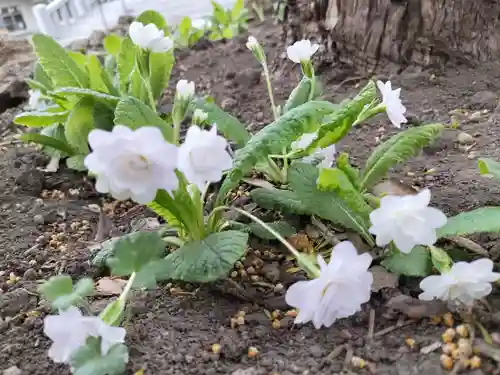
285,241,373,329
286,40,319,63
129,22,174,53
44,307,125,363
85,80,232,204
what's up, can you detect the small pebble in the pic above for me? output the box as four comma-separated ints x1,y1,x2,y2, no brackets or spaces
3,366,22,375
457,132,474,145
33,214,45,225
23,268,37,280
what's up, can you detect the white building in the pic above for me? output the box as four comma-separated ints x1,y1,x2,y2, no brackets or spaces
0,0,40,34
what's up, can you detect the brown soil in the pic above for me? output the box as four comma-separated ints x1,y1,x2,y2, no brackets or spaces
1,20,500,375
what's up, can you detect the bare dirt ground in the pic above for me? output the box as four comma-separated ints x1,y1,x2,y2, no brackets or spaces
1,20,500,375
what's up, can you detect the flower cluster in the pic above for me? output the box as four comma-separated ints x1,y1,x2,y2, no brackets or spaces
44,307,125,363
286,241,372,328
129,22,174,53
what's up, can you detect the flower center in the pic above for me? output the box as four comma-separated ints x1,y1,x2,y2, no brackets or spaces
126,154,150,172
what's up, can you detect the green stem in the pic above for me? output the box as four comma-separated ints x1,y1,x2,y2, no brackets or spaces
210,206,320,278
119,272,136,304
308,69,316,102
262,62,278,121
163,236,185,248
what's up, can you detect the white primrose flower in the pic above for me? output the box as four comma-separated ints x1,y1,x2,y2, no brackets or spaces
176,79,195,100
286,39,319,63
177,125,232,190
129,21,174,53
193,108,208,123
84,125,179,204
285,241,373,329
376,80,407,128
44,307,126,363
291,132,336,168
368,188,447,253
419,259,500,306
246,36,259,50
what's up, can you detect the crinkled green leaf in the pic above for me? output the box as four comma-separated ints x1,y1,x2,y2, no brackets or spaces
336,152,361,190
34,62,53,90
282,76,322,113
88,55,110,93
117,38,137,92
52,87,119,104
149,51,174,100
114,96,173,140
20,132,76,156
250,187,310,215
39,275,94,310
317,167,372,220
193,97,250,147
31,34,88,88
309,81,376,150
65,97,95,154
68,51,88,71
90,237,121,268
288,162,373,243
103,34,123,57
66,155,87,171
14,111,69,127
360,123,444,190
107,231,167,289
219,101,338,200
438,207,500,238
136,10,169,33
381,246,432,276
160,231,248,282
128,66,148,102
70,338,128,375
93,101,115,131
246,221,296,240
478,158,500,180
231,0,244,19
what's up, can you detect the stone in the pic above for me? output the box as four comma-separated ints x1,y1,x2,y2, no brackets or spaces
88,30,107,50
3,366,22,375
23,268,37,280
68,38,89,52
33,214,45,225
457,131,474,145
0,288,36,316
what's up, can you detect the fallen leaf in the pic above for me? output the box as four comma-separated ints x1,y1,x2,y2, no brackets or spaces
370,265,399,292
96,277,127,296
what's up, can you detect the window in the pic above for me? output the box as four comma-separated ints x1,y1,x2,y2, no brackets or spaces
1,6,26,32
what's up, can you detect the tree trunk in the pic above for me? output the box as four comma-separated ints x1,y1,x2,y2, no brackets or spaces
284,0,500,72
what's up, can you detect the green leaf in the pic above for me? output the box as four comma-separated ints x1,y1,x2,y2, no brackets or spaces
114,96,173,140
136,10,169,33
107,231,167,289
247,221,296,240
222,27,234,39
309,81,376,150
360,123,444,190
211,0,228,25
438,207,500,238
20,132,76,156
31,34,88,88
219,101,338,200
93,101,115,131
52,87,119,104
149,51,174,100
231,0,244,19
117,38,137,92
430,246,453,273
128,66,148,102
103,34,123,57
317,167,372,219
34,62,53,90
282,76,320,113
250,187,310,214
160,231,248,282
70,338,128,375
90,237,121,268
39,275,94,310
478,158,500,180
381,246,432,276
65,98,95,154
26,79,48,92
178,16,192,43
88,55,109,93
288,162,373,243
193,98,250,147
68,51,88,70
66,155,87,171
336,152,361,190
99,299,125,327
14,111,69,127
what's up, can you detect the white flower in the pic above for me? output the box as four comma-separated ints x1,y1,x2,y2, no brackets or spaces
193,109,208,123
178,125,232,190
246,36,259,50
286,39,319,63
176,79,195,100
419,259,500,306
129,22,174,53
291,132,336,168
44,307,126,363
84,125,179,204
369,188,447,253
44,307,91,363
376,80,407,128
285,241,373,329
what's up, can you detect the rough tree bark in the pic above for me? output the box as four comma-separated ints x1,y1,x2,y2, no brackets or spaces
284,0,500,72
